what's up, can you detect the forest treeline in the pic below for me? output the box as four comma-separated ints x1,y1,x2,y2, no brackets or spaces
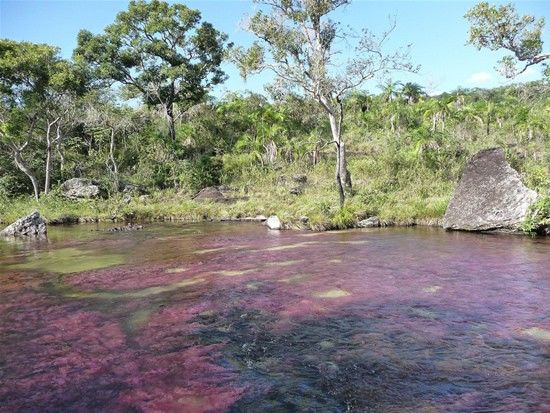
1,0,549,231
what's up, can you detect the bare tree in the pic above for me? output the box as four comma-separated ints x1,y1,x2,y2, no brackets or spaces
234,0,417,206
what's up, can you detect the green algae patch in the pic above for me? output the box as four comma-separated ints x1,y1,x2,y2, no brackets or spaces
214,269,256,277
264,241,319,251
246,281,263,290
329,240,369,245
266,260,304,267
9,247,125,274
411,308,439,320
165,267,187,273
125,308,153,333
65,277,205,299
318,340,335,349
522,327,550,341
278,273,309,284
194,247,227,254
422,286,442,293
194,245,247,255
314,288,351,298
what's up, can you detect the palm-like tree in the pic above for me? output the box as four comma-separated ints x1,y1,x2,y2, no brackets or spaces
380,80,403,103
401,82,425,104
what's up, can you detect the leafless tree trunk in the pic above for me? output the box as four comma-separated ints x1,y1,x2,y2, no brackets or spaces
108,128,119,191
12,143,40,201
44,118,59,195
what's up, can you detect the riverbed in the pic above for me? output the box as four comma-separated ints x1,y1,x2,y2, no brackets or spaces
1,223,548,412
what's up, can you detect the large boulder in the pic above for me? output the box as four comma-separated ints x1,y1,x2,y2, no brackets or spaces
0,211,47,237
443,148,537,231
61,178,101,199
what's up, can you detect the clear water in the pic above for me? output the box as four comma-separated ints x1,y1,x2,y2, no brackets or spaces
0,223,548,412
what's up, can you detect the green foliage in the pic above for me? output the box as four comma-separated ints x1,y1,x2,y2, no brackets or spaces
522,196,550,235
187,155,223,192
465,2,548,77
74,0,229,140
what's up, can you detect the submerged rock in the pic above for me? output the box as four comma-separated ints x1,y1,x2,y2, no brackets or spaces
106,224,144,232
0,211,46,238
443,148,538,231
61,178,101,199
266,215,282,230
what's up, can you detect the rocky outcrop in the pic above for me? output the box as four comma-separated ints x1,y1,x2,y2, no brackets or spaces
443,148,538,231
357,216,380,228
0,211,47,237
61,178,101,199
266,215,282,230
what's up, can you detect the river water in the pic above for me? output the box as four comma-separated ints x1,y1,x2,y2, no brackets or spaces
0,223,548,412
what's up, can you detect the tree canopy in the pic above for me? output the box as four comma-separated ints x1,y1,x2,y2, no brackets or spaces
74,0,230,140
466,2,549,78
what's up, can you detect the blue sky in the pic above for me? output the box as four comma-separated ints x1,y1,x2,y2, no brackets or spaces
1,0,548,97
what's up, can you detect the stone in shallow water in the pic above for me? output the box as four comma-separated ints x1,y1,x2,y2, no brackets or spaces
422,286,442,293
0,211,46,238
266,215,282,230
314,288,351,298
443,148,538,231
522,327,550,341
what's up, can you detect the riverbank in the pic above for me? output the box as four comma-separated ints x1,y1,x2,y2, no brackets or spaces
0,184,448,232
2,151,548,234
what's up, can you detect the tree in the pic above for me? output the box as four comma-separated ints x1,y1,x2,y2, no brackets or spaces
401,82,425,104
81,92,139,192
234,0,416,207
74,0,229,141
466,2,549,78
0,39,85,199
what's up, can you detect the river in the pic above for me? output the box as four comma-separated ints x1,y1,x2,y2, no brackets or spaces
1,223,548,412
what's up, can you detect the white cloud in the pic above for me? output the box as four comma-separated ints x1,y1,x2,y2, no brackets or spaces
467,71,493,85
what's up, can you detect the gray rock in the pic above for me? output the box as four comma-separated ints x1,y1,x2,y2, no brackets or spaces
266,215,282,230
61,178,101,199
357,216,380,228
193,186,225,202
122,183,148,195
292,174,308,184
300,216,309,224
289,187,303,195
1,211,47,237
443,148,538,231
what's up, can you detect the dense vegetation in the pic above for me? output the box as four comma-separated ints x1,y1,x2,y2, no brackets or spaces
1,0,549,231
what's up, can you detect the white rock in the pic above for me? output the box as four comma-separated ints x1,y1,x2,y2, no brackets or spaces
266,215,282,230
